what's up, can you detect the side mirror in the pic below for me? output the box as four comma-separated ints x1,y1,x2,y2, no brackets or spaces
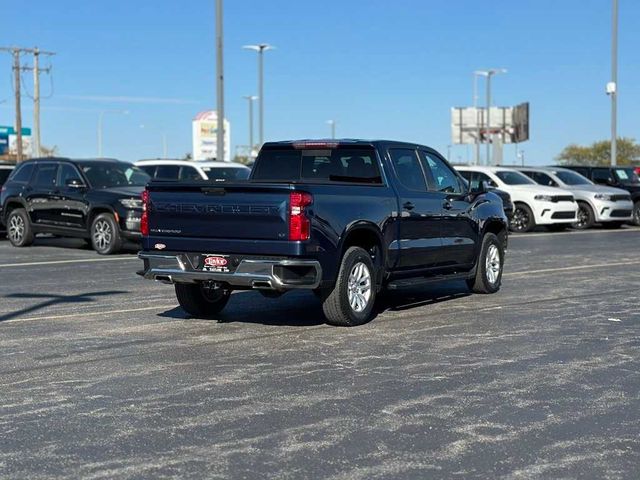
469,180,488,194
66,178,86,189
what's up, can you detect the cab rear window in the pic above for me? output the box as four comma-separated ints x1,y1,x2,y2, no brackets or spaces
252,146,382,184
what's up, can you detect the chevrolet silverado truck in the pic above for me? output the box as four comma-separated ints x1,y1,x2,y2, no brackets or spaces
139,140,508,326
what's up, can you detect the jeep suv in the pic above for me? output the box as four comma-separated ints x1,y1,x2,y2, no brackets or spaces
0,158,150,254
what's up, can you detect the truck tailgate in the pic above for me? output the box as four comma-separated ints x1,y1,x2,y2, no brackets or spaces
147,183,291,241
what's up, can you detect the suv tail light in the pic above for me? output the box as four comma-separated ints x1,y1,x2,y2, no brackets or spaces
289,191,313,241
140,189,149,236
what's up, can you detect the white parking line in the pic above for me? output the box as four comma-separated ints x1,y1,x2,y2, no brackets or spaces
510,227,639,239
506,260,640,277
0,257,136,268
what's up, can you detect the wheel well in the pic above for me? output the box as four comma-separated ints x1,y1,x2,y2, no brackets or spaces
87,208,114,231
341,227,384,281
484,220,508,249
3,201,24,222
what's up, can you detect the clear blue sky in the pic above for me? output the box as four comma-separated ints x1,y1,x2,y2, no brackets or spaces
1,0,638,165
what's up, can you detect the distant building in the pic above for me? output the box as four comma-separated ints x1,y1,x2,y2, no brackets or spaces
192,111,230,162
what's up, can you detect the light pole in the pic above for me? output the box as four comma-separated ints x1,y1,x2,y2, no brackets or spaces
474,69,507,165
215,0,225,163
609,0,619,166
97,110,128,157
326,120,336,139
243,95,258,159
473,72,481,165
243,43,274,146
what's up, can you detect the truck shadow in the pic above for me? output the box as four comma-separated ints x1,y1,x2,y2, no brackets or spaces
159,281,470,327
0,290,128,323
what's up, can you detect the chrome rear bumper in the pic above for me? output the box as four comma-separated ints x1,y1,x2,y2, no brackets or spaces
138,252,322,290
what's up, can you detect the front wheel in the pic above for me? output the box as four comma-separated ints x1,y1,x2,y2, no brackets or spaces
467,233,504,294
322,246,377,327
7,208,34,247
509,203,535,233
572,202,594,230
91,213,122,255
175,283,231,318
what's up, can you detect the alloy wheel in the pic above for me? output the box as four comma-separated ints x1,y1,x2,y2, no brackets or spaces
485,244,501,285
93,219,112,251
575,206,589,229
511,208,529,232
347,261,372,313
8,214,25,244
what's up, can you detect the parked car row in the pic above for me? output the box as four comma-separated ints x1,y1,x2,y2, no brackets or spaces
454,165,638,232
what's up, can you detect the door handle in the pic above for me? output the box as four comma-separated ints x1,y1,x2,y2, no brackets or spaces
403,201,415,211
443,200,453,210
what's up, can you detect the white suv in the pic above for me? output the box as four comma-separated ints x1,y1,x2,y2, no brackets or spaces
455,166,578,232
135,159,251,182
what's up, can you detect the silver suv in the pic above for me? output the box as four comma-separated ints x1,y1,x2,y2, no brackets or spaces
516,166,633,229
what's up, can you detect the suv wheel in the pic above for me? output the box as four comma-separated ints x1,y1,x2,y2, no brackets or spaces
174,283,231,318
467,233,504,294
322,246,377,326
633,202,640,226
572,202,594,230
509,203,535,233
91,213,122,255
7,208,34,247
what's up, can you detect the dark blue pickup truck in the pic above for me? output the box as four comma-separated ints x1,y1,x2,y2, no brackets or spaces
139,140,508,326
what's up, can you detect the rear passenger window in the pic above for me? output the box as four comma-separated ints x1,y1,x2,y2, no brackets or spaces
179,166,202,181
389,149,426,191
155,165,180,180
33,164,58,188
9,163,34,183
138,165,157,178
592,169,612,184
252,150,300,181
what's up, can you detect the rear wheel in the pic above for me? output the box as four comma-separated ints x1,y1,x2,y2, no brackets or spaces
175,283,231,318
572,202,594,230
633,202,640,226
7,208,34,247
91,213,122,255
322,247,377,327
467,233,504,294
509,203,535,233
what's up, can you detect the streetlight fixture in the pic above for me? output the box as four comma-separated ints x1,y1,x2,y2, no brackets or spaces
326,120,336,139
474,68,507,165
97,110,128,157
243,95,258,159
243,43,274,146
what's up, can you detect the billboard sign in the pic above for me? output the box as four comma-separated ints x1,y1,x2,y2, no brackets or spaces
192,111,231,162
451,103,529,145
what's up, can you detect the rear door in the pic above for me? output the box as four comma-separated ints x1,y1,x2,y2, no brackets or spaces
27,162,59,225
387,148,442,271
419,150,478,267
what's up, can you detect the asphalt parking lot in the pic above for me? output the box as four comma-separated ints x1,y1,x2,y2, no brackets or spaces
1,229,639,479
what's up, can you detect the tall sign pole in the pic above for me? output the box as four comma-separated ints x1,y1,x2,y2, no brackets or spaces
215,0,225,162
610,0,618,166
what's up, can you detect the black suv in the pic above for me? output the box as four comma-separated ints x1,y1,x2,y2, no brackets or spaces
0,158,150,254
558,165,640,225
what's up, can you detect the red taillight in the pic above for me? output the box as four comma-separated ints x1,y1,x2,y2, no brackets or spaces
140,189,149,236
289,191,313,241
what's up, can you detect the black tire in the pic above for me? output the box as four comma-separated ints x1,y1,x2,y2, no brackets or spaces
90,213,122,255
509,203,535,233
6,208,34,247
466,232,504,294
322,246,377,327
174,283,231,318
633,202,640,227
572,202,594,230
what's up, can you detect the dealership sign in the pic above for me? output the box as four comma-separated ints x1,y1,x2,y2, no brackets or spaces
192,111,230,162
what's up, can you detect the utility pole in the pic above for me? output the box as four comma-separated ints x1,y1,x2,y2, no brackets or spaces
327,120,336,139
473,72,481,165
22,48,55,158
215,0,225,162
243,95,257,159
243,44,274,146
475,68,507,165
1,46,54,161
609,0,619,166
